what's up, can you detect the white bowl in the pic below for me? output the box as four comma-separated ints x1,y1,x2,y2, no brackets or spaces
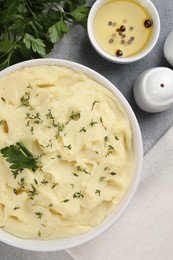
0,58,143,251
87,0,160,63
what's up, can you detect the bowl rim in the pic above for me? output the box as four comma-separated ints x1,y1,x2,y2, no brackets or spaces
0,58,143,251
87,0,160,64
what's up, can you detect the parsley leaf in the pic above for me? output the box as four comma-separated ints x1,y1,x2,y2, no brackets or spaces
0,141,39,177
48,20,70,43
0,0,90,70
23,33,46,56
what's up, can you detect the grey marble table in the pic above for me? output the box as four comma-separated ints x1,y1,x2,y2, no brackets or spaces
0,0,173,259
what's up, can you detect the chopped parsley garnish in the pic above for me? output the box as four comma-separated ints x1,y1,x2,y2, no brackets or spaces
106,145,115,157
20,92,31,107
1,97,6,103
76,165,83,171
83,169,91,175
100,116,107,130
0,141,40,178
110,172,117,176
0,120,5,125
28,184,39,200
64,144,72,150
62,199,69,203
79,127,86,133
114,134,119,140
17,177,25,188
73,191,84,198
91,100,100,111
104,136,108,142
108,145,115,151
54,123,64,139
70,184,74,189
35,211,43,219
89,119,98,127
104,166,110,171
34,178,38,185
69,111,81,121
76,166,91,175
13,188,17,195
45,139,53,149
72,172,79,177
99,176,106,182
13,206,20,210
95,189,101,196
46,109,54,120
51,182,58,189
27,84,33,89
41,179,49,185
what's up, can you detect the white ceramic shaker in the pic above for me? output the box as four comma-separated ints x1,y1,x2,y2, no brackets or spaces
133,67,173,112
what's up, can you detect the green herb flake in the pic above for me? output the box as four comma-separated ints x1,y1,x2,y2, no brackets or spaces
51,182,58,189
110,172,117,176
100,116,107,130
64,144,72,150
49,204,53,207
38,231,41,238
114,134,119,140
34,178,38,185
13,188,17,195
0,120,5,125
106,145,115,157
41,179,48,185
73,191,84,198
99,176,106,182
17,177,25,188
35,211,43,219
20,92,31,107
27,84,33,89
76,166,91,175
95,189,101,196
70,184,74,189
72,172,79,177
89,119,98,127
108,145,115,151
46,109,54,120
54,123,65,139
79,127,86,133
31,126,34,134
104,136,108,142
62,199,69,203
104,166,110,171
28,184,39,200
83,169,91,175
1,97,6,103
76,165,83,171
69,111,81,121
13,206,20,210
91,100,100,111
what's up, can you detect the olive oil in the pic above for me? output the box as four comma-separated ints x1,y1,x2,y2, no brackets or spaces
94,0,153,57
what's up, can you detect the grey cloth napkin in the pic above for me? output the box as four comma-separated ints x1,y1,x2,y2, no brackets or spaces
67,126,173,260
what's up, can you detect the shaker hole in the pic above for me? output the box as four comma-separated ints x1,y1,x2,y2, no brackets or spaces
160,83,165,88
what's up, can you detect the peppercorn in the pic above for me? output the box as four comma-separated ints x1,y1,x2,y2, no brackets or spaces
120,25,126,32
144,19,153,28
116,49,123,57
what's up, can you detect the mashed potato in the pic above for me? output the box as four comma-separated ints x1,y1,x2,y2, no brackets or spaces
0,65,134,239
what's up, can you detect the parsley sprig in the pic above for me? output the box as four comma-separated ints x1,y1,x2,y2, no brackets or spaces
0,0,90,70
0,141,40,178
